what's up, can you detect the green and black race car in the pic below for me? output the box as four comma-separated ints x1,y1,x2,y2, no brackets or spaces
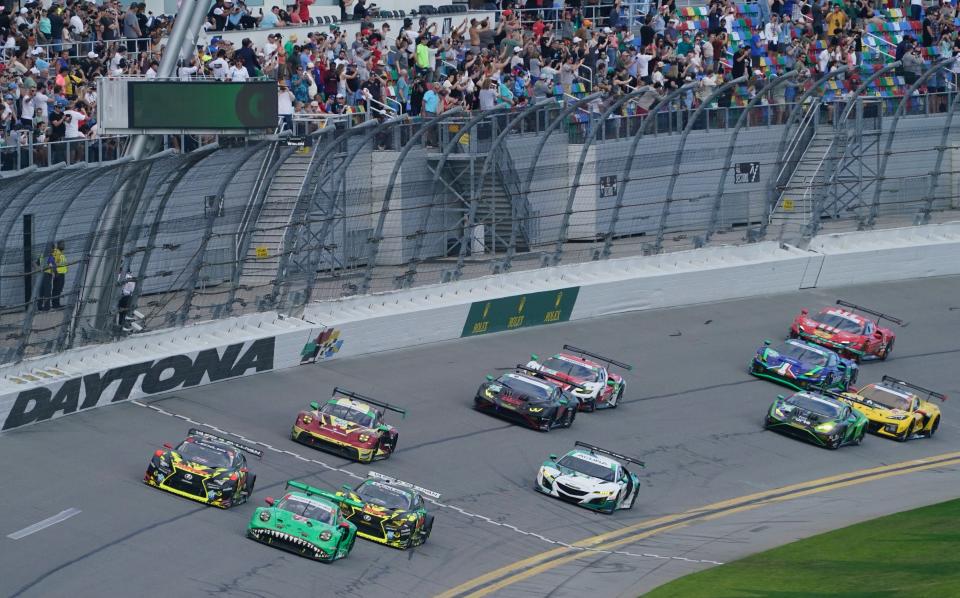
248,481,360,563
764,391,868,449
336,471,439,550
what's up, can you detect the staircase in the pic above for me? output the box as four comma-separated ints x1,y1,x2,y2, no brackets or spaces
239,148,315,287
769,126,836,244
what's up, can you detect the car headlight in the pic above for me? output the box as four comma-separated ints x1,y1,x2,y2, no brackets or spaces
528,407,544,413
484,388,496,399
814,422,836,433
358,433,370,442
259,511,271,522
595,489,615,497
541,468,559,483
302,415,313,425
319,530,332,541
774,408,785,418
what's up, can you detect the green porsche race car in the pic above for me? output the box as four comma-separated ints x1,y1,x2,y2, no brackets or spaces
247,481,360,563
764,391,868,449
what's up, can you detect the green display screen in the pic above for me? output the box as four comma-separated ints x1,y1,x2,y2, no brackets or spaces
128,81,278,130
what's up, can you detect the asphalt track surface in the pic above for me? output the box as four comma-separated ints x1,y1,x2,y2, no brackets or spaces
2,276,959,598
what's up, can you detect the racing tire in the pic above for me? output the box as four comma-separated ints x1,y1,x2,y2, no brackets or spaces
880,338,894,361
562,408,575,428
852,428,864,446
418,516,434,546
788,329,799,339
583,398,597,413
897,424,912,443
925,416,939,439
539,415,553,433
609,387,622,409
245,473,257,498
601,492,619,515
827,434,842,450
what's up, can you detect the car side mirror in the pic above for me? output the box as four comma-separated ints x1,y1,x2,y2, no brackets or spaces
549,453,557,461
163,443,173,449
763,339,772,346
776,394,785,400
341,484,352,493
800,308,808,315
530,353,539,361
265,496,275,506
309,401,319,410
485,374,494,382
874,331,883,337
339,521,350,530
606,379,616,386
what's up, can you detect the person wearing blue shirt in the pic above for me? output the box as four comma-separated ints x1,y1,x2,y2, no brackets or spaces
422,84,440,146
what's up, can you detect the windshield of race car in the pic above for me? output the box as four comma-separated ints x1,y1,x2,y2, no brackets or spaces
541,357,602,382
557,454,617,482
321,402,376,428
858,386,913,411
498,375,554,400
815,311,864,333
176,439,233,468
777,342,829,367
278,494,335,524
356,481,412,510
785,394,843,419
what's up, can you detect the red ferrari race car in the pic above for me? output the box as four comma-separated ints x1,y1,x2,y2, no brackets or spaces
526,345,632,411
789,300,903,362
292,388,405,463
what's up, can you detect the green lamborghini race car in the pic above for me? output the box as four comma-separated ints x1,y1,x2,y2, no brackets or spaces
764,391,868,449
247,481,360,563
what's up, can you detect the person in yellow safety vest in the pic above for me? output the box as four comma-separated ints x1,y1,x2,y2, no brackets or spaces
52,240,67,309
36,242,55,312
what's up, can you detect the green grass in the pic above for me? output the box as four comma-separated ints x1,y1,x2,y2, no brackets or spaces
644,498,960,598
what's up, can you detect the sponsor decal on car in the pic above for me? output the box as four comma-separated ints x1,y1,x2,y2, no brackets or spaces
2,337,275,430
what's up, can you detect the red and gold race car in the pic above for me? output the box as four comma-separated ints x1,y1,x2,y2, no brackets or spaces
526,345,631,411
789,300,903,362
292,388,405,463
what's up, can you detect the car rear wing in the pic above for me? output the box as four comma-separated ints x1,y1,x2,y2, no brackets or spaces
562,345,633,370
333,387,406,418
513,365,588,392
188,428,263,459
286,480,365,509
367,471,442,500
574,441,645,468
881,375,948,402
835,300,906,327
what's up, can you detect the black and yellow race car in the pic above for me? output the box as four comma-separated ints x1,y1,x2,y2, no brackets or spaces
144,428,261,508
336,471,439,549
833,376,947,441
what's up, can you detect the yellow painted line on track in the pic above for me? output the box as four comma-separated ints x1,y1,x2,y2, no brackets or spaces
436,451,960,598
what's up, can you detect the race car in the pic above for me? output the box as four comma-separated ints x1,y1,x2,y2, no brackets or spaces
248,480,359,563
790,300,903,362
764,391,868,449
525,345,632,411
833,375,947,441
292,388,405,463
144,428,260,508
336,471,439,549
536,441,644,514
475,365,583,431
750,338,858,392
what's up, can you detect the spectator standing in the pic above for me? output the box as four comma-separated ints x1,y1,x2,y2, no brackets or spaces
278,80,295,131
117,268,135,328
123,3,141,52
52,240,67,309
36,243,55,312
235,37,260,77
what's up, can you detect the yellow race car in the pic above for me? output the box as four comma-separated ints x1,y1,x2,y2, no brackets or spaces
834,376,947,441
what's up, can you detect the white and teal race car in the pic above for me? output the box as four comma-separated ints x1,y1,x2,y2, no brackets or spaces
536,442,644,514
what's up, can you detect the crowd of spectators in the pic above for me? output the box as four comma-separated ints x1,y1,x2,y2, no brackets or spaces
2,0,959,161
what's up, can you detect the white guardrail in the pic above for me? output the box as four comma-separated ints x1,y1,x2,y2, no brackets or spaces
1,222,958,432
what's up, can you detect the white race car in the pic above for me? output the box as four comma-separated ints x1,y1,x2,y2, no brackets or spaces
526,345,632,411
536,442,644,514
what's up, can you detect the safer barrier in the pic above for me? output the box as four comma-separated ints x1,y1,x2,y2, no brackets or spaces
2,222,957,432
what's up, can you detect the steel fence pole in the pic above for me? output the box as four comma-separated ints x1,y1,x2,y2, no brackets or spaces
358,109,463,295
867,59,952,228
550,87,654,265
454,99,554,279
400,106,508,288
654,78,746,254
920,83,960,223
706,71,798,243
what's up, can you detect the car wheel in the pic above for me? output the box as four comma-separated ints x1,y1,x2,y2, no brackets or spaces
852,428,864,446
539,416,552,433
562,408,575,428
926,416,939,438
898,424,912,442
245,473,257,497
880,338,894,361
419,516,434,545
585,398,597,413
609,387,622,409
788,329,798,339
827,432,842,450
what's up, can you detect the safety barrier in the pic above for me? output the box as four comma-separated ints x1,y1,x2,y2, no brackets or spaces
1,221,957,432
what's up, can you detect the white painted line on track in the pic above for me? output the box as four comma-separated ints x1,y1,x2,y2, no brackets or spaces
129,400,723,565
8,508,82,540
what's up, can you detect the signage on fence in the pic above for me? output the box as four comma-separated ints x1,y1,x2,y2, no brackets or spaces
461,287,580,337
599,175,618,198
782,198,795,211
283,136,306,147
2,337,276,431
735,162,760,184
255,246,269,259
